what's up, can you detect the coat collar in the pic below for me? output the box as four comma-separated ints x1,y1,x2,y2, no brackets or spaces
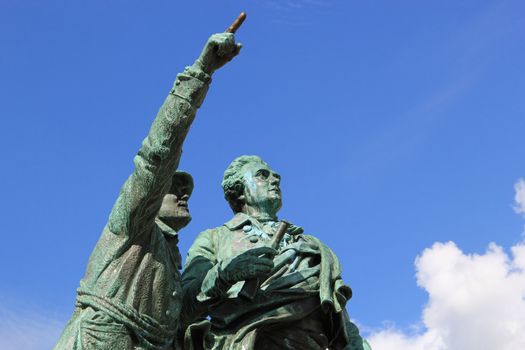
223,212,256,230
223,213,304,236
155,218,179,239
223,212,280,230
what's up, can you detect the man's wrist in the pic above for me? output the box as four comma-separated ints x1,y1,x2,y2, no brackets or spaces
191,60,213,78
169,66,211,108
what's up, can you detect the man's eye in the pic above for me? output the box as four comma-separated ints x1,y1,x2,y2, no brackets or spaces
256,170,269,178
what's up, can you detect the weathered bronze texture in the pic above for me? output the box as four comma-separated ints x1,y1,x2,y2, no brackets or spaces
181,156,365,350
53,13,368,349
239,220,290,301
54,28,242,350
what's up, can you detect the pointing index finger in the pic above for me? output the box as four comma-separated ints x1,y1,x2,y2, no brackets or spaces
225,12,247,34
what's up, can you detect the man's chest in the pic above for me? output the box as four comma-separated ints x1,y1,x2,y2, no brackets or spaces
213,226,300,263
213,226,278,262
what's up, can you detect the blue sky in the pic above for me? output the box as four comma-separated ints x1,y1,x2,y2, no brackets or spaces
1,1,525,349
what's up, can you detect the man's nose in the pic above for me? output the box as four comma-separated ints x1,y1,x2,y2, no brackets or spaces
270,175,280,185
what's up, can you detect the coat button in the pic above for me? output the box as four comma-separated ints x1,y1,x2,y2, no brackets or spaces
172,291,178,297
249,236,259,243
166,310,171,316
243,225,252,233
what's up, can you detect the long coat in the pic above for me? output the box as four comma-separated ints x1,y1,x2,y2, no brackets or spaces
54,66,211,350
181,213,364,350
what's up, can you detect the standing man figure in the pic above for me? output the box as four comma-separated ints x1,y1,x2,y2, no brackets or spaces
182,156,364,350
54,32,241,350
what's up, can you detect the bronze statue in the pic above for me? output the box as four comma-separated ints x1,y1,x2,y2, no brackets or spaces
54,13,367,349
54,27,242,350
181,155,364,350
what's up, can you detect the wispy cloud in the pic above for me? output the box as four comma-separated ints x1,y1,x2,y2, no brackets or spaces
260,0,330,11
0,304,64,350
257,0,333,26
514,178,525,216
348,0,523,174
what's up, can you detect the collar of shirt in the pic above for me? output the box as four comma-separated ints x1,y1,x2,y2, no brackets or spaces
223,213,305,245
223,213,270,239
224,212,259,231
155,218,179,240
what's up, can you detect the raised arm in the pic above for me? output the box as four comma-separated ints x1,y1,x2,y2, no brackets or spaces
108,33,241,238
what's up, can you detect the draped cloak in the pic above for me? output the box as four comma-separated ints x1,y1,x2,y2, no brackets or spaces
181,213,364,350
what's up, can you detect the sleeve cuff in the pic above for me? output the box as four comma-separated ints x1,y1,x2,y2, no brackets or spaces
170,66,211,108
196,264,231,302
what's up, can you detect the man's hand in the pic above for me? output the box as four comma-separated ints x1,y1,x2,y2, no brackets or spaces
193,33,242,75
218,246,277,285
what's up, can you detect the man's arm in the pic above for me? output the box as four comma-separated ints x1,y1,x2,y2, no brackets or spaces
181,229,218,327
181,229,277,329
107,34,241,238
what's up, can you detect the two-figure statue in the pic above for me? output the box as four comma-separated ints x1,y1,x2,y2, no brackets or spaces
54,28,365,350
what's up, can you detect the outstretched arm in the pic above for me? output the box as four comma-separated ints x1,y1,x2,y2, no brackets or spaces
108,34,241,238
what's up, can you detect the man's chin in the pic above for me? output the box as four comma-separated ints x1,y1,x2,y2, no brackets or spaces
270,194,282,205
261,198,282,213
159,214,192,231
176,215,192,228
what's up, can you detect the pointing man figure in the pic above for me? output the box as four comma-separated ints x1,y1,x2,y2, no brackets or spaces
54,31,242,350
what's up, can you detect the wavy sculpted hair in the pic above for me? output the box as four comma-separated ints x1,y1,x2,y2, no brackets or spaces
221,155,268,213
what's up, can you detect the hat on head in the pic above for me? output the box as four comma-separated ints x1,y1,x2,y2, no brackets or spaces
171,171,194,197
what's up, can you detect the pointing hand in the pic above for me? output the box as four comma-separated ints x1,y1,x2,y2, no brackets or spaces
193,33,242,75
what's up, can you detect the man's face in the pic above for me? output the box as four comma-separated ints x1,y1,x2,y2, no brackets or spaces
158,184,192,231
241,161,282,215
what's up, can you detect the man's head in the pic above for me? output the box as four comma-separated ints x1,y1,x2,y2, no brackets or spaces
158,171,194,231
222,155,282,218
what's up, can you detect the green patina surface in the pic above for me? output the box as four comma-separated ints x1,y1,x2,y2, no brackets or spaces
54,33,240,350
181,156,366,350
54,31,369,350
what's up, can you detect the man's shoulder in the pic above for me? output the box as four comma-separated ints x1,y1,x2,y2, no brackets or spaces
300,233,333,251
190,225,229,246
199,224,229,236
199,213,252,235
190,214,251,250
223,212,252,231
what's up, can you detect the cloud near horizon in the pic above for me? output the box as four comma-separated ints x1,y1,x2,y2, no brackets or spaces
367,179,525,350
0,305,64,350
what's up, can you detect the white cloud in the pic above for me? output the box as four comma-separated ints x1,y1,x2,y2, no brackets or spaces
514,178,525,215
0,304,64,350
368,327,445,350
368,245,525,350
368,241,525,350
367,180,525,350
